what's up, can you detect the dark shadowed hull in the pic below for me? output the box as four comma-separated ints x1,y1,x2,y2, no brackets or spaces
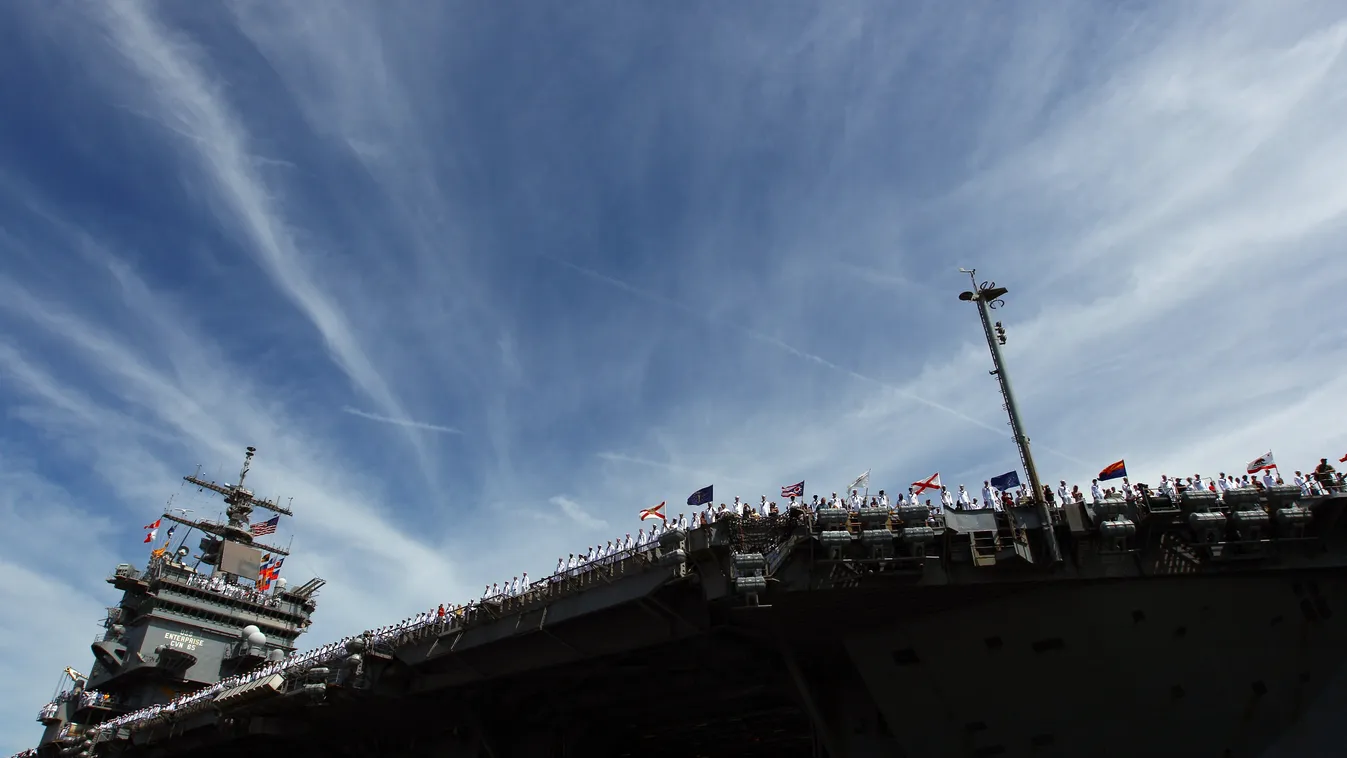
98,569,1347,758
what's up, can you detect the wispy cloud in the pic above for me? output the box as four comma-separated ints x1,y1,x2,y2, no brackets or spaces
548,495,608,531
3,1,1347,752
341,406,461,435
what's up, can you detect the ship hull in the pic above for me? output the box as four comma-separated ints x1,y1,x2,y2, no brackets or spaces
107,567,1347,758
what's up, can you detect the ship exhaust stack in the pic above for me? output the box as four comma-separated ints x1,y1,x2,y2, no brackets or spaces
958,268,1062,564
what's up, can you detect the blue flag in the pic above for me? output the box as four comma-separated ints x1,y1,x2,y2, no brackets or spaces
687,485,713,507
990,471,1020,491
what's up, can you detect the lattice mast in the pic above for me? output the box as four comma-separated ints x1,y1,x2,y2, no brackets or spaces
166,446,292,558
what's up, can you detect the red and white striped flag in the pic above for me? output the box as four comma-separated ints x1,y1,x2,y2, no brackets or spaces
781,481,804,498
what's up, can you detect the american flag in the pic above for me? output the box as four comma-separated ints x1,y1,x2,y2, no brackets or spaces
781,481,804,498
250,515,279,537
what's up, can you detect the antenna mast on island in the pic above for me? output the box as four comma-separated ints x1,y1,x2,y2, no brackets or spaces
161,446,293,558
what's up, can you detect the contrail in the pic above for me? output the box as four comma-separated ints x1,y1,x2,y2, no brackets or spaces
595,451,757,488
342,406,461,435
545,256,1088,466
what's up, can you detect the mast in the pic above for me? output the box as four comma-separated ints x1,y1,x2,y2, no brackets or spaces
957,269,1062,564
171,446,292,558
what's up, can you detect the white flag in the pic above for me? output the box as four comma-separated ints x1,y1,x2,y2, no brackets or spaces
847,469,870,491
1246,452,1275,474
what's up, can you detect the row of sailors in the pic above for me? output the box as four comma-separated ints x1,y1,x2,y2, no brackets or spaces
483,520,675,600
1090,466,1342,504
38,689,119,722
159,569,282,608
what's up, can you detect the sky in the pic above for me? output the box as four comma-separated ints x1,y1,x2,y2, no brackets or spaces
3,0,1347,752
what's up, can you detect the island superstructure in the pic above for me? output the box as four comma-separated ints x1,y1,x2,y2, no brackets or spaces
31,447,322,754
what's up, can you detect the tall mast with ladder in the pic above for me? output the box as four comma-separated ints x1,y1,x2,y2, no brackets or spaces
958,269,1062,565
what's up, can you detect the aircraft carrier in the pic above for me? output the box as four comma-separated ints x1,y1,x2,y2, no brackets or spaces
16,449,1347,758
14,276,1347,757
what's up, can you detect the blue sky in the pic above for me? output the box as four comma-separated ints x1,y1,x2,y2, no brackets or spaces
4,0,1347,751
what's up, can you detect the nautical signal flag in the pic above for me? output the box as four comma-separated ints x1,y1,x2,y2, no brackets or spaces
781,481,804,499
687,485,713,507
989,471,1020,491
1098,460,1127,481
143,518,161,544
912,473,941,496
1340,453,1346,463
258,557,283,591
639,502,666,521
1246,451,1276,474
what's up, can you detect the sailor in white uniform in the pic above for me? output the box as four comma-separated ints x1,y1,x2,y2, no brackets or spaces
1293,471,1310,497
849,490,863,510
1057,480,1069,505
982,481,997,509
940,486,955,511
1262,471,1276,489
1090,479,1103,502
878,490,889,508
957,485,973,509
1158,475,1176,501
